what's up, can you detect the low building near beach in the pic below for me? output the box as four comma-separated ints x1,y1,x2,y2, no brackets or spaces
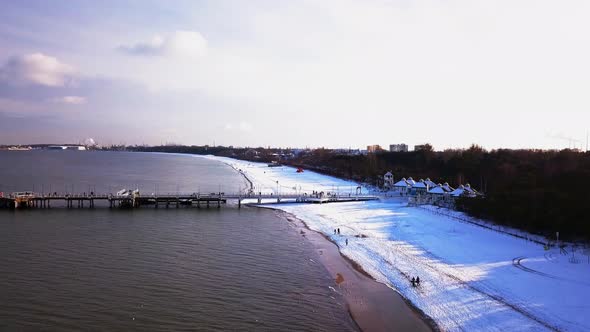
428,185,447,195
46,145,86,151
423,184,456,207
450,185,466,197
393,178,410,193
450,185,478,197
450,184,479,197
411,179,429,194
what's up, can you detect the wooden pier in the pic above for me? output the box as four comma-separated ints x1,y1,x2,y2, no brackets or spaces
0,191,379,210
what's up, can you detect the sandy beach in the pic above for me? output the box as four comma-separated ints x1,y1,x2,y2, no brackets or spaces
225,158,436,331
205,155,590,332
278,209,436,332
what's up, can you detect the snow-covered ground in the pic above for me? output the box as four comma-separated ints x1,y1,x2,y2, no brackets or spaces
205,155,590,332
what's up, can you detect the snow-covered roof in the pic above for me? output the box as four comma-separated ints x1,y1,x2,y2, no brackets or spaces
424,178,437,188
393,178,409,187
412,179,428,189
442,182,454,192
384,171,393,176
451,184,479,197
464,183,477,194
450,185,466,197
428,186,447,195
406,177,416,185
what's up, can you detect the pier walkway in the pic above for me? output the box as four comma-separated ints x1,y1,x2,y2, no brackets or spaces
0,191,379,210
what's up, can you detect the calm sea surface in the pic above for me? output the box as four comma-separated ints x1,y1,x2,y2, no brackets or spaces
0,151,357,331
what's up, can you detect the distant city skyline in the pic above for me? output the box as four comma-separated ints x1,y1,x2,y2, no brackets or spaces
1,1,590,150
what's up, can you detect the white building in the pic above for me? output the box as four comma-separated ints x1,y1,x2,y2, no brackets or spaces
393,178,410,193
426,184,455,207
411,179,429,194
428,186,447,195
383,171,394,189
450,185,478,197
65,146,86,151
389,144,408,152
47,145,86,151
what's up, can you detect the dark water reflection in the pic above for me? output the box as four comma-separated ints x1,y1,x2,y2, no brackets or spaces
0,151,357,331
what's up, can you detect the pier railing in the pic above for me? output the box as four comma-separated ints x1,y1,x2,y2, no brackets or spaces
0,191,379,210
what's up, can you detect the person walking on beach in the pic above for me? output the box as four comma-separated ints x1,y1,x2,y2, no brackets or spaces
334,229,337,235
411,277,416,287
345,238,348,246
337,228,340,234
416,276,420,285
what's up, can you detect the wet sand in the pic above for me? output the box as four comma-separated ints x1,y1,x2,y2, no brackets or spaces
277,209,437,332
227,161,437,331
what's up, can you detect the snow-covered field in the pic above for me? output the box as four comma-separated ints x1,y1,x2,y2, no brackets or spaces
206,156,590,332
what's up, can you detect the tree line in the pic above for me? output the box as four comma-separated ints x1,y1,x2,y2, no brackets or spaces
126,144,590,241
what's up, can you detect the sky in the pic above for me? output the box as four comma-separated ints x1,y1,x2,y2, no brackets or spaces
1,0,589,150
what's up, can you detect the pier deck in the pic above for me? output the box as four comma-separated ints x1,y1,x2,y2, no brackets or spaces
0,192,379,210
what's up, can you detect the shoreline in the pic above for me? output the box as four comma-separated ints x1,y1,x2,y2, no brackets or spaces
266,206,436,332
221,156,437,331
318,232,439,331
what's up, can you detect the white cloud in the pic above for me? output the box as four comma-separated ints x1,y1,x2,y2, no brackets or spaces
0,53,75,87
6,1,590,148
119,30,208,58
50,96,87,105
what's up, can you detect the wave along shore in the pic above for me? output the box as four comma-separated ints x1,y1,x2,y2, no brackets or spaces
204,155,590,332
